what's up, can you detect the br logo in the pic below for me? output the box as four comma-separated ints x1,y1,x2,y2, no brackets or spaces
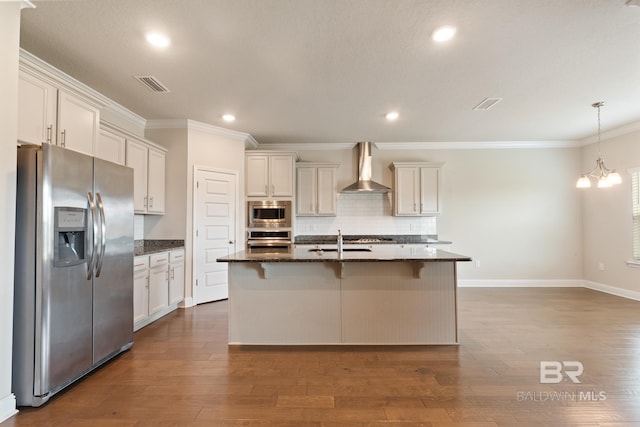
539,361,584,384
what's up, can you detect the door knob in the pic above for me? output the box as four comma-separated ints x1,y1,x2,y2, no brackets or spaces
229,240,234,244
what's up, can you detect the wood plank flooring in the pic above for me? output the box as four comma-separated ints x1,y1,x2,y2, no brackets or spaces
3,287,640,426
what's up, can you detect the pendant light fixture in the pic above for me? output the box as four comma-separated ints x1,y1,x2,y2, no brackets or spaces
576,101,622,188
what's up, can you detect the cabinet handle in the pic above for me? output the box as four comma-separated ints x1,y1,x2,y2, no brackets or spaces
143,196,148,208
170,267,174,279
149,196,153,208
46,125,52,143
60,129,66,147
145,277,149,288
264,184,268,194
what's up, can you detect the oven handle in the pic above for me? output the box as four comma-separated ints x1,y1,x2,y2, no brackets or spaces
247,240,292,247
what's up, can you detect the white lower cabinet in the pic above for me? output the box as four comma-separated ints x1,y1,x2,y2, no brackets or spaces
169,249,185,305
148,253,169,315
133,256,149,326
134,248,185,331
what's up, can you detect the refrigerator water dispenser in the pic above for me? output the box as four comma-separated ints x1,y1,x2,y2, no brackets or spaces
54,207,87,266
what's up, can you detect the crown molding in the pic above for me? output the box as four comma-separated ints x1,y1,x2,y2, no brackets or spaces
254,142,356,151
375,140,581,150
145,119,258,149
20,49,148,134
579,119,640,146
19,49,106,108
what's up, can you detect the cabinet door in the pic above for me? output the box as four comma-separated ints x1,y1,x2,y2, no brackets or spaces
126,139,149,213
133,258,149,326
420,167,440,215
246,155,269,197
169,251,185,305
57,90,99,156
96,129,126,165
270,155,294,197
18,71,57,145
148,259,169,316
316,167,337,216
147,148,166,214
296,167,317,216
395,167,420,215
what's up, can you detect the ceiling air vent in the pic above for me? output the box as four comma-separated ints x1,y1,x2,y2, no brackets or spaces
473,97,502,110
134,75,171,93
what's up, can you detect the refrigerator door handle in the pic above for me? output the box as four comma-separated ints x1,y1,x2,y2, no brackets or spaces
95,192,107,277
87,192,99,280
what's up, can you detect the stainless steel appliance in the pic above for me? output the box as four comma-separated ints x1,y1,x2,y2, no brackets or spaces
248,200,291,228
247,229,292,254
13,144,134,407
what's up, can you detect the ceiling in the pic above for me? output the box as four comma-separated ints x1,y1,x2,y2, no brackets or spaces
19,0,640,146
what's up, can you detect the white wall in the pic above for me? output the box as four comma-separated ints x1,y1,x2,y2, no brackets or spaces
294,145,584,282
581,129,640,296
0,2,21,422
145,121,246,304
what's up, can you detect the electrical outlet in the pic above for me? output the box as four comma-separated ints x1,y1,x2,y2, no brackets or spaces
475,260,481,268
598,262,605,271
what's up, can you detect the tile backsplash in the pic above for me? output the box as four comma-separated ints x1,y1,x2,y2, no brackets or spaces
295,193,437,235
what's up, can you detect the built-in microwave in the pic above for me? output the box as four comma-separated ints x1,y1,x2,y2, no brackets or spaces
247,200,292,228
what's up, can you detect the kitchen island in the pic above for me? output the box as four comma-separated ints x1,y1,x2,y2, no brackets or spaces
217,246,471,345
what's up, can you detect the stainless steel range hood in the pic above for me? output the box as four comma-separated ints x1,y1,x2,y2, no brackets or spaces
341,142,390,193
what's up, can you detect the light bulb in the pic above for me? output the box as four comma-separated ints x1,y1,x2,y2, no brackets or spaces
607,171,622,185
576,176,591,188
597,177,612,188
432,26,457,42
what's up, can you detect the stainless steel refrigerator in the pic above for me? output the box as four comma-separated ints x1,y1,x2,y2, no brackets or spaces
13,144,134,407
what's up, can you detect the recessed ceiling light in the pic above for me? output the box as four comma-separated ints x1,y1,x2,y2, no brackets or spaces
222,114,236,122
432,26,456,43
146,33,170,48
385,111,399,121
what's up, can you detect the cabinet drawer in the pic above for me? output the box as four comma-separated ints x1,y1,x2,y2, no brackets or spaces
134,256,149,271
170,249,184,263
149,252,169,268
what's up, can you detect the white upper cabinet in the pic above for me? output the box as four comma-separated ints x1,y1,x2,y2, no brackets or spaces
126,137,166,215
56,90,99,156
18,70,100,156
390,162,443,216
147,148,166,214
296,163,338,216
17,71,57,146
246,152,296,199
96,128,126,165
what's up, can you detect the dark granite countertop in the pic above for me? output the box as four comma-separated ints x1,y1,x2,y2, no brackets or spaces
218,246,471,263
294,234,452,245
134,240,185,256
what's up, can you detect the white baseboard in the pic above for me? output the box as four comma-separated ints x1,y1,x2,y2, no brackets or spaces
0,393,17,424
458,279,640,301
458,279,583,288
180,297,195,308
583,280,640,301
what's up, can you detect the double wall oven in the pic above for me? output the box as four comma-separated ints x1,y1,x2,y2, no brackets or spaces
247,200,292,252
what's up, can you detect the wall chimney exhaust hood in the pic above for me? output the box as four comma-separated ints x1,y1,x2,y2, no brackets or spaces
341,142,390,193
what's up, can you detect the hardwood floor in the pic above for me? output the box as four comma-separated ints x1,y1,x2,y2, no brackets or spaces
4,287,640,426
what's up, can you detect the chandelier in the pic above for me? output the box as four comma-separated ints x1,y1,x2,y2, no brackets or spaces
576,101,621,188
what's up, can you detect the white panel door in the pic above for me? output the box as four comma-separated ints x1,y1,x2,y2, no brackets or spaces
194,169,237,304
